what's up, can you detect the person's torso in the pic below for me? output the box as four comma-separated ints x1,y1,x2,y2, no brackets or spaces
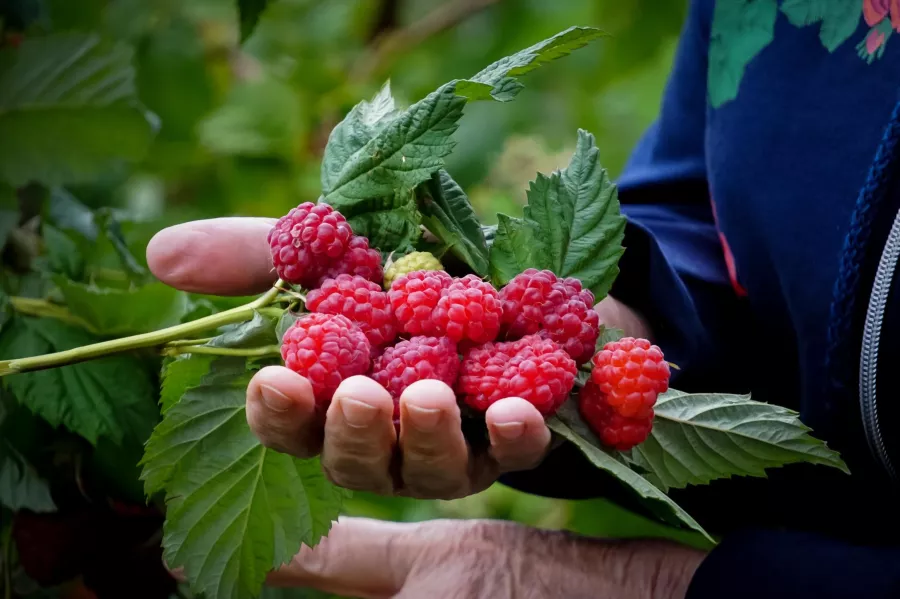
673,0,900,541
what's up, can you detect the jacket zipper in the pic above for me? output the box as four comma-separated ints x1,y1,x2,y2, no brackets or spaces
859,207,900,481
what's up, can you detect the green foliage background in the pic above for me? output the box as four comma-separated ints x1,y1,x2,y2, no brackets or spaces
0,0,695,597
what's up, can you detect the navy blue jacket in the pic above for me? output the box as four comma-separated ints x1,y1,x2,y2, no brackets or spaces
505,1,900,596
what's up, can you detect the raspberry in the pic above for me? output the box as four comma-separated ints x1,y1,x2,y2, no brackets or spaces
306,275,397,347
389,270,453,336
590,337,670,419
579,381,653,450
499,269,558,337
541,292,600,365
281,313,371,405
384,251,443,289
499,269,599,364
317,235,384,287
372,336,459,401
457,334,576,415
268,202,353,287
433,275,502,344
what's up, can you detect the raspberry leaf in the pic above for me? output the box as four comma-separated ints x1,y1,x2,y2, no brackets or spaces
160,355,214,414
55,278,191,335
141,362,347,599
320,82,399,194
0,395,55,513
417,170,490,275
0,34,156,186
345,195,423,254
323,83,465,209
0,317,157,446
322,28,603,228
488,214,546,286
623,390,850,491
548,402,713,543
489,130,625,298
463,26,606,102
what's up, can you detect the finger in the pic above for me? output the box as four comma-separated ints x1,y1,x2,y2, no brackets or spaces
267,517,415,597
485,397,551,472
398,380,470,499
146,217,276,296
322,376,396,494
246,366,322,458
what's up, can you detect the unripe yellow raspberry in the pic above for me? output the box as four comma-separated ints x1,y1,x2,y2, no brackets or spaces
383,252,444,289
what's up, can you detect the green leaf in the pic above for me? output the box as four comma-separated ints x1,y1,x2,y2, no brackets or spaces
488,214,545,286
781,0,861,52
346,198,422,254
321,82,399,193
238,0,270,41
323,83,466,208
160,355,214,414
141,363,347,599
43,224,84,281
322,28,603,212
596,326,625,349
276,311,301,344
0,317,156,445
548,401,712,542
0,398,55,513
708,0,778,108
208,310,278,349
0,442,55,513
56,279,190,335
624,390,849,492
417,170,489,275
0,34,156,186
489,130,626,298
0,184,16,251
466,26,605,101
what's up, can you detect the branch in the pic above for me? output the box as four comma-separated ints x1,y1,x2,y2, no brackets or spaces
350,0,503,84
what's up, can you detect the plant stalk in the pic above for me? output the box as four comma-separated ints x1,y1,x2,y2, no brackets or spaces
0,282,284,376
162,345,281,358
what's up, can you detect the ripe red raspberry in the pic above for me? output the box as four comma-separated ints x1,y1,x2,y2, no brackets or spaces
433,275,502,344
269,203,353,287
499,269,599,364
306,275,397,347
317,235,384,287
541,293,600,365
498,269,558,337
590,337,670,419
388,270,453,336
372,336,459,401
579,381,653,451
281,313,371,405
457,334,576,415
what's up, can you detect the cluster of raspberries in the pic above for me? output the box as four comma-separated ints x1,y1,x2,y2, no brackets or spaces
273,203,668,448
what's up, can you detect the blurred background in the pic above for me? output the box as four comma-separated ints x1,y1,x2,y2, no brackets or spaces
0,0,696,597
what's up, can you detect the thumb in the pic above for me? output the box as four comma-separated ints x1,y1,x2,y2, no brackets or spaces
266,518,417,598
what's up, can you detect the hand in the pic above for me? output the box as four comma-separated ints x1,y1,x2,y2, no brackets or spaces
258,517,705,599
146,217,552,498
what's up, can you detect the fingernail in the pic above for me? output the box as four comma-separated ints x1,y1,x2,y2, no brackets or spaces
260,385,292,412
406,404,441,431
340,398,378,427
493,421,524,441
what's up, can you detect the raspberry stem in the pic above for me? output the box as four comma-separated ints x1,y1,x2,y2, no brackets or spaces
0,281,285,376
161,344,281,358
